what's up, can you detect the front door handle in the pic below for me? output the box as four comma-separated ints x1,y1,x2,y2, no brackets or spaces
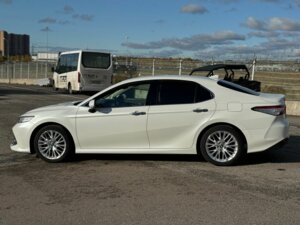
193,108,208,113
131,111,146,116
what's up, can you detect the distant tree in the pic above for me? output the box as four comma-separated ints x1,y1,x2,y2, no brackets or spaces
23,55,32,62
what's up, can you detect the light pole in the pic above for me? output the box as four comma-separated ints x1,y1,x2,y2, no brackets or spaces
179,59,182,76
152,58,155,76
4,36,11,84
41,27,51,78
46,26,49,78
1,37,4,57
125,35,129,66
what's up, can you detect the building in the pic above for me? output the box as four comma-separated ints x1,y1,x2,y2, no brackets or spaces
32,52,59,62
0,30,30,57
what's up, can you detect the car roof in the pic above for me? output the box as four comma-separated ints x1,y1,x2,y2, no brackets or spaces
79,75,217,106
118,75,216,85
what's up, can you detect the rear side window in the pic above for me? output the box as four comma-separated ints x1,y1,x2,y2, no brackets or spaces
217,80,259,96
157,80,213,105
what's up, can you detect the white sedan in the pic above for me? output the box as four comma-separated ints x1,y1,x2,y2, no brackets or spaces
11,76,289,166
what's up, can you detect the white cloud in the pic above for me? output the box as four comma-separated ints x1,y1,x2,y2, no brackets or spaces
180,4,208,14
195,35,300,59
269,17,300,31
244,17,267,30
244,17,300,31
248,31,280,38
123,31,245,51
63,5,74,14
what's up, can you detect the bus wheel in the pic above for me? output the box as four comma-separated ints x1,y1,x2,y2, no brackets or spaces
68,83,73,94
53,81,58,91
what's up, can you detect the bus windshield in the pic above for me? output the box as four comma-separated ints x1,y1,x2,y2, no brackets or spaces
81,52,111,69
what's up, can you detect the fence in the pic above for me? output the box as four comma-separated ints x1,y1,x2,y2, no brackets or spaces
0,61,55,81
0,59,300,100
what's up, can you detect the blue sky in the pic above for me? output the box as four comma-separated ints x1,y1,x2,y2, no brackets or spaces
1,0,300,59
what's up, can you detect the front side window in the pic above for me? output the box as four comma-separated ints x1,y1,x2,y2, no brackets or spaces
95,83,151,108
56,55,68,74
67,53,79,72
82,52,111,69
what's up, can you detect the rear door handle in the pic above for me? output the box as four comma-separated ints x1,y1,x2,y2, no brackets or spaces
193,108,208,113
131,111,146,116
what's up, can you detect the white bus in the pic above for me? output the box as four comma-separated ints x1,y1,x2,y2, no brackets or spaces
53,50,113,94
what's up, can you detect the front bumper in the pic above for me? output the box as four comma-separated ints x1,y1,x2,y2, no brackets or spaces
10,123,32,153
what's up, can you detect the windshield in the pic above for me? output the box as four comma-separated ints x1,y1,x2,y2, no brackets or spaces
81,52,111,69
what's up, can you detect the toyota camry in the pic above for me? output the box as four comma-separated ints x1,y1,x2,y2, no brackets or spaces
11,75,289,166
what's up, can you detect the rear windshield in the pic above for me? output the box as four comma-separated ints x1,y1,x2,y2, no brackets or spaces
217,80,260,96
82,52,111,69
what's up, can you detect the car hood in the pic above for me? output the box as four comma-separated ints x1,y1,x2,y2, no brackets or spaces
23,101,80,115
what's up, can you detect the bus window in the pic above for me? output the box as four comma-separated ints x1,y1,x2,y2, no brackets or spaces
82,52,111,69
68,53,79,72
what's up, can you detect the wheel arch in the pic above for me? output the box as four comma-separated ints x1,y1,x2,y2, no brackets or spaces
29,122,75,154
196,122,248,154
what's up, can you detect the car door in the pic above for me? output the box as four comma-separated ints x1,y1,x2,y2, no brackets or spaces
76,82,152,149
147,80,216,149
55,54,68,89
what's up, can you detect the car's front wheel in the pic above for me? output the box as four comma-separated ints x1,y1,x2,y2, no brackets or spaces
200,125,245,166
34,125,73,162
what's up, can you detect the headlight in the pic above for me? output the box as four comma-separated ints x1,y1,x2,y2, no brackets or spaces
18,116,35,123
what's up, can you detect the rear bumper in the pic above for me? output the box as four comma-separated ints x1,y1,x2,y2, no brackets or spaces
245,117,289,153
80,84,108,92
266,138,289,151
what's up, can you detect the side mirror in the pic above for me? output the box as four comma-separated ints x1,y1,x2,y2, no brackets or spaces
88,100,96,113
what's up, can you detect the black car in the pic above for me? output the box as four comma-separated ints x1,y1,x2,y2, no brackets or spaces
190,64,261,92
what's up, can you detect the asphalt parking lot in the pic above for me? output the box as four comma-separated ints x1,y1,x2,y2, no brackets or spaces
0,83,300,225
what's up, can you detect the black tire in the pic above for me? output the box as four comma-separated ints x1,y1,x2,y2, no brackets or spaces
34,125,74,163
199,125,245,166
68,83,73,94
53,81,58,91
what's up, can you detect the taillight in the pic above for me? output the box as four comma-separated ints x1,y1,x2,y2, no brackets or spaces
78,72,81,83
251,105,286,116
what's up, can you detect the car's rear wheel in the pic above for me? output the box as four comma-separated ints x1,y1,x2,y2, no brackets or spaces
200,125,245,166
34,125,73,163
